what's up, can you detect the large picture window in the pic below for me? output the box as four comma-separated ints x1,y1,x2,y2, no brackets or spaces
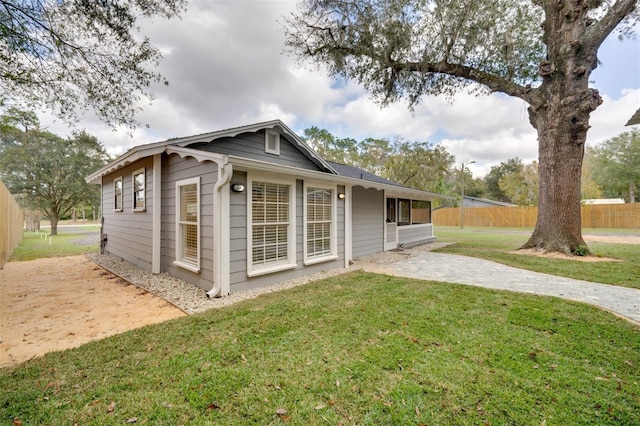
248,178,295,275
305,185,336,263
132,168,145,211
174,178,200,272
114,176,123,211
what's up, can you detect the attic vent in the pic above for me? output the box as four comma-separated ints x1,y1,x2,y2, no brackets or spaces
265,129,280,155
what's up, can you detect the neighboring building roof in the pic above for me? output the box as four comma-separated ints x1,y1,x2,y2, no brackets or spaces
626,107,640,126
463,196,517,207
582,198,625,205
326,161,401,187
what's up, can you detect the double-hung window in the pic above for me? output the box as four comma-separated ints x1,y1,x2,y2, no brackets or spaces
248,177,295,276
304,183,337,264
132,168,145,211
174,177,200,272
114,176,123,211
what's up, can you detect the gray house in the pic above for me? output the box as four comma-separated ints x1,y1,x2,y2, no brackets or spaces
87,120,450,297
462,196,517,208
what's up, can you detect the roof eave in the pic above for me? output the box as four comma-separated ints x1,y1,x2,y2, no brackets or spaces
171,119,338,174
85,144,168,184
228,155,454,200
85,145,228,185
625,107,640,126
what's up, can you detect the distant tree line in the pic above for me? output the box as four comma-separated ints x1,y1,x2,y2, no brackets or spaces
303,128,640,207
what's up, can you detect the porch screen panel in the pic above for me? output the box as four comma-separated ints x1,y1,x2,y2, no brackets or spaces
252,182,290,266
306,187,332,258
398,199,411,225
411,200,431,224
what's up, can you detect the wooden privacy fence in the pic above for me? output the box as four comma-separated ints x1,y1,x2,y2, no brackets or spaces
433,203,640,229
1,180,24,268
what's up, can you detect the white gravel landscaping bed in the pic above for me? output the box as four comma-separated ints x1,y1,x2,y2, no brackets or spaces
86,252,351,315
85,241,453,315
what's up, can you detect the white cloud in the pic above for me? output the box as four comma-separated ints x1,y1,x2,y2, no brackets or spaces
587,88,640,146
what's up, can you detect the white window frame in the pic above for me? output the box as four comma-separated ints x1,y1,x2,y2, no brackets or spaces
265,129,280,155
174,177,200,273
247,173,296,277
113,176,123,212
303,181,338,265
132,167,146,212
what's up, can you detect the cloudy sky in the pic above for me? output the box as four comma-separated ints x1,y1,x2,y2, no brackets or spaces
42,0,640,177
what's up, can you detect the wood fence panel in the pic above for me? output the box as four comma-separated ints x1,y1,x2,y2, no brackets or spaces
434,203,640,229
0,181,24,268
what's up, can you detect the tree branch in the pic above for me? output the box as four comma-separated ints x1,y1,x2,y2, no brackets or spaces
586,0,638,49
396,60,538,105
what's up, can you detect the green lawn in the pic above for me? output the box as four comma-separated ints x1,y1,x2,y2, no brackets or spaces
434,227,640,289
9,227,100,261
1,272,639,425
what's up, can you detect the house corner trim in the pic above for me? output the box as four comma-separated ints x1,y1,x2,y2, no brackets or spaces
208,158,232,298
152,154,162,274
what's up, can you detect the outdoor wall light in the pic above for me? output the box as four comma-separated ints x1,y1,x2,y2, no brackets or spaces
231,183,245,193
338,192,346,200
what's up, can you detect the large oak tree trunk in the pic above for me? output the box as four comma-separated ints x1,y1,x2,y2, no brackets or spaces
522,82,601,254
519,0,608,255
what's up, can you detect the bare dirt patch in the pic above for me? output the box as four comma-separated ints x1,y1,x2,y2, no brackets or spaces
507,234,638,262
583,234,640,245
0,256,186,369
512,248,621,262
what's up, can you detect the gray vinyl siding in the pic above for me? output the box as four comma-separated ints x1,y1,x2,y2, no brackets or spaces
101,158,154,270
352,186,384,258
188,130,323,171
163,154,217,290
398,224,435,247
229,171,248,285
228,173,345,292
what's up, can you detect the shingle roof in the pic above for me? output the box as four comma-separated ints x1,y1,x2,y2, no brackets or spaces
326,161,401,187
626,107,640,126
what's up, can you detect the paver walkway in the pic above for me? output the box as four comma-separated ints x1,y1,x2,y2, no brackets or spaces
356,251,640,325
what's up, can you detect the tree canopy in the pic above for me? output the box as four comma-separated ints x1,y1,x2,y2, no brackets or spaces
484,158,525,203
590,129,640,202
498,160,539,206
0,113,110,234
303,126,455,194
0,0,186,128
284,0,639,254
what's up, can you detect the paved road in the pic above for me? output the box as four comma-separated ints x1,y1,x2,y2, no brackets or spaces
357,251,640,325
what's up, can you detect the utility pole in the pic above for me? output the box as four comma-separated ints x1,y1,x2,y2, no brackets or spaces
460,161,475,229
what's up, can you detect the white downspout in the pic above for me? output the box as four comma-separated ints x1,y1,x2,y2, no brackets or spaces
344,184,352,268
207,157,232,298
